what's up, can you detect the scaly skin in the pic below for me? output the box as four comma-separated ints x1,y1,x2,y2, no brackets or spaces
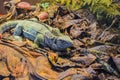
0,18,73,51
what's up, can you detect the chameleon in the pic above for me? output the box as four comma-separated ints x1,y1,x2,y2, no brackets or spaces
0,18,73,51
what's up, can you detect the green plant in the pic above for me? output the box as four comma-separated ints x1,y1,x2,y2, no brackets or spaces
41,2,49,9
56,0,83,10
82,0,120,19
55,0,120,20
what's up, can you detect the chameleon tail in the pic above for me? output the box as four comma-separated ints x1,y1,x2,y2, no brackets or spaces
0,20,19,34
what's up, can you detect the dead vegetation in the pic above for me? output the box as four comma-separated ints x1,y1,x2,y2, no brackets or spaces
0,0,120,80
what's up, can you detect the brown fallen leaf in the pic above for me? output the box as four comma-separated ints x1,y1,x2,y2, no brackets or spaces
0,42,46,80
0,62,10,77
73,39,84,47
59,68,92,80
70,54,96,66
112,57,120,72
35,56,59,79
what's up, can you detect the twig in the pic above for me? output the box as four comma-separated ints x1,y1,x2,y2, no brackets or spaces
97,18,117,40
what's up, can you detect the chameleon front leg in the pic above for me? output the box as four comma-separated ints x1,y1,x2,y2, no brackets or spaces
13,24,23,41
51,28,62,36
43,23,62,36
33,34,45,49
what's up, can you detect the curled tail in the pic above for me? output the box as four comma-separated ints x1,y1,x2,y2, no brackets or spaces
0,20,19,34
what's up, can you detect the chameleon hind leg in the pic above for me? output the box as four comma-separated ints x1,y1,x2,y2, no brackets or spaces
33,34,44,49
13,24,23,41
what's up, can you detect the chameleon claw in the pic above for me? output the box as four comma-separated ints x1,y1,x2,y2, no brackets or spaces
14,36,22,42
33,44,39,49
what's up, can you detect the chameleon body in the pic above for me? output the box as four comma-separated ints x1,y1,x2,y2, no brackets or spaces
0,18,73,51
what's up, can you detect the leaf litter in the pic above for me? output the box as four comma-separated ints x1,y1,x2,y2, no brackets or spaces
0,0,120,80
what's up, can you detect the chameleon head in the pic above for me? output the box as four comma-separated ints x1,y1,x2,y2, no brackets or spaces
55,35,73,51
45,32,73,51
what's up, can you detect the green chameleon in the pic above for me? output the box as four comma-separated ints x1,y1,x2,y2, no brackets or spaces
0,18,73,51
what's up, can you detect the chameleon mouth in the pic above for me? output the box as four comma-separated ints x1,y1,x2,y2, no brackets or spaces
53,38,73,51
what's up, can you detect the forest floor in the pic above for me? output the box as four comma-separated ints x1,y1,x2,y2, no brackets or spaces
0,0,120,80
